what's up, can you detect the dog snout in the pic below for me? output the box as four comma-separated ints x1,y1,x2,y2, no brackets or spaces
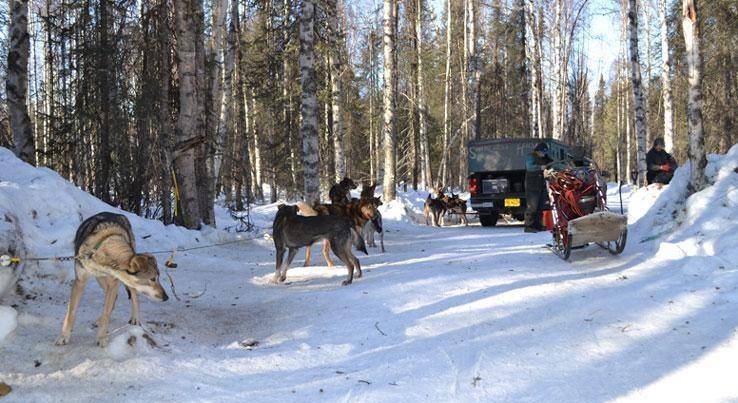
161,292,169,302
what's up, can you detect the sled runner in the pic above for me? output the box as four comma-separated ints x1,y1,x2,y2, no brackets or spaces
544,159,627,260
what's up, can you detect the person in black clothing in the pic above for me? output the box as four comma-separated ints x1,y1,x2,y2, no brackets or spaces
646,137,677,185
524,142,552,233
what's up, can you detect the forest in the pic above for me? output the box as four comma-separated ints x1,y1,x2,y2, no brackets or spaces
1,0,736,228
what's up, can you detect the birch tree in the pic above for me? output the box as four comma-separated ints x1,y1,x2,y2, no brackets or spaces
439,0,452,186
382,0,397,201
7,0,35,164
525,0,540,138
551,0,564,140
681,0,706,194
214,0,238,182
627,0,648,186
658,0,674,152
299,0,320,203
329,0,346,182
415,0,431,189
468,0,481,141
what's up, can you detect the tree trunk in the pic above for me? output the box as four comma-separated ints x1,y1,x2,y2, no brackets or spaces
681,0,707,194
415,0,431,189
208,0,227,183
299,0,320,204
551,0,563,140
159,0,174,225
658,0,674,153
458,0,469,189
525,0,539,138
439,0,451,187
214,0,238,185
174,0,204,228
329,0,346,182
627,0,648,186
7,0,35,164
281,0,292,199
382,0,397,201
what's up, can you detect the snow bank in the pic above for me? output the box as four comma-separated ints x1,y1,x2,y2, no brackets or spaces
0,147,236,279
628,144,738,257
0,305,17,343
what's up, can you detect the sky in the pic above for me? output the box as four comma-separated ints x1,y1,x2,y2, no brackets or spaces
353,0,632,95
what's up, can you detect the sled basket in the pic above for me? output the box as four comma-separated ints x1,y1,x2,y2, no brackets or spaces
567,211,627,248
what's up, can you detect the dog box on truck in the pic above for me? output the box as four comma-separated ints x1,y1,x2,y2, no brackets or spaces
467,138,570,226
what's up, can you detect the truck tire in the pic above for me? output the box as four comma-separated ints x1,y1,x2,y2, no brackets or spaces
479,212,499,227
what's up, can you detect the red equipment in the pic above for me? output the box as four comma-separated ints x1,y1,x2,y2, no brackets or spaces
544,163,627,260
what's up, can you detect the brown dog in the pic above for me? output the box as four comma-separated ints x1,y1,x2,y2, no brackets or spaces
444,193,469,226
302,199,378,267
56,212,168,347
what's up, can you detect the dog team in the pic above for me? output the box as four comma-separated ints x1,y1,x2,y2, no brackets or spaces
423,187,469,227
56,178,388,346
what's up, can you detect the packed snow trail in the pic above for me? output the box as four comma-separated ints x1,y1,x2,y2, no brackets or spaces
2,146,738,402
2,217,738,402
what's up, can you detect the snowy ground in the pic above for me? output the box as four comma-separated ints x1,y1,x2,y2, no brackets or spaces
1,146,738,402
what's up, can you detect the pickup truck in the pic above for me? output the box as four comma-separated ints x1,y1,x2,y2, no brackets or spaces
467,138,570,226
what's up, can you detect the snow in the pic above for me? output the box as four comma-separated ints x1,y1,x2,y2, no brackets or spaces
1,146,738,402
0,306,17,343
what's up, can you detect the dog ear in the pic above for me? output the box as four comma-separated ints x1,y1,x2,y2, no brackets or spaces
128,255,143,274
143,253,158,269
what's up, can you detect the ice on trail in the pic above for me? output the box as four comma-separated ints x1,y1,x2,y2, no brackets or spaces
2,146,738,402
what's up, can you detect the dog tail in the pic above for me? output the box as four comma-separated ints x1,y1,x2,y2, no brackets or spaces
296,201,318,217
351,227,369,255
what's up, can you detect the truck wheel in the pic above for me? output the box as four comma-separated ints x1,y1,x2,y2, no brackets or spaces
479,213,499,227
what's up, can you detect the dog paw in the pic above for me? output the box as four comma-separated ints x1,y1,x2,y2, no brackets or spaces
54,335,70,346
355,269,363,278
341,279,352,286
97,336,109,348
278,274,287,283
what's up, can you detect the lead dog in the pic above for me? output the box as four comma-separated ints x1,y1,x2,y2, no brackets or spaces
273,204,367,286
56,212,168,347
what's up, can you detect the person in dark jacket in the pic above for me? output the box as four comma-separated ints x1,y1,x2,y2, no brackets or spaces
524,142,552,233
646,137,677,185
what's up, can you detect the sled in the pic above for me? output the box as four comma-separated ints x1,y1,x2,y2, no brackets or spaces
545,159,628,261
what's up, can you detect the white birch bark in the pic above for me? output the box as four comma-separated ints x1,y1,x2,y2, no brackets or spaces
299,0,320,203
382,0,397,200
469,0,481,141
7,0,35,164
525,0,540,138
658,0,674,152
213,0,238,181
551,0,563,140
439,0,452,186
329,0,346,182
415,0,431,189
681,0,707,193
627,0,648,186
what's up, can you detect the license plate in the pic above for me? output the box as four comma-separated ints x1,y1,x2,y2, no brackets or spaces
504,198,521,207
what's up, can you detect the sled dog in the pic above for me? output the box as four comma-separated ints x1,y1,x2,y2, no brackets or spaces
424,189,447,227
273,204,367,286
329,177,358,205
56,212,168,347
